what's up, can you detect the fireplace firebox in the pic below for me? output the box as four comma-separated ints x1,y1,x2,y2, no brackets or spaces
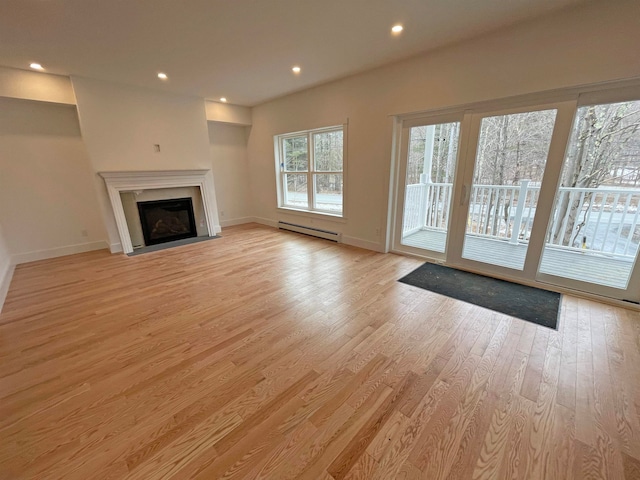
137,198,197,246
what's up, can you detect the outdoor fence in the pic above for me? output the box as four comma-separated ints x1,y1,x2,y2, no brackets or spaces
403,180,640,259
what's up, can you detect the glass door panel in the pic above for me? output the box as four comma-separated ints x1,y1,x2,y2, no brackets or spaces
461,109,558,270
539,100,640,293
400,121,460,253
282,136,309,208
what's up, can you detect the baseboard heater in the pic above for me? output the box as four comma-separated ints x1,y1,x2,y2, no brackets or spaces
278,221,341,242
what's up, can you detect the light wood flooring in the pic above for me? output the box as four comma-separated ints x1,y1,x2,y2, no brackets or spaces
1,223,640,479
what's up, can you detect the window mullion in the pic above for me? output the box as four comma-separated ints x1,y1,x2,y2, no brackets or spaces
279,139,285,206
308,132,315,211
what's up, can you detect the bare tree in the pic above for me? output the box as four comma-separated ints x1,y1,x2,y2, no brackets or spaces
552,102,640,246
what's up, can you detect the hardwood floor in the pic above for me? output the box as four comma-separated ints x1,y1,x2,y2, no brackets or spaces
1,223,639,479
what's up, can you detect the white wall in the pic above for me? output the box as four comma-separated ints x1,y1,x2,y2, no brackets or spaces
208,122,252,226
205,101,252,126
0,66,76,105
71,77,219,249
0,97,108,263
247,0,640,250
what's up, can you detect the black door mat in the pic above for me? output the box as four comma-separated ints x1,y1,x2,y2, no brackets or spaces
399,262,560,329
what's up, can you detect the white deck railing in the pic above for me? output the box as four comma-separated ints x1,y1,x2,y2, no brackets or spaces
403,181,640,259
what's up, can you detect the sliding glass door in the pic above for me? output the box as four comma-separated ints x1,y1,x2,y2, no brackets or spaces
460,108,557,270
444,101,577,286
394,114,462,260
537,99,640,301
393,87,640,302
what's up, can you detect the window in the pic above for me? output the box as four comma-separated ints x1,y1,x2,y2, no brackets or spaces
276,125,345,216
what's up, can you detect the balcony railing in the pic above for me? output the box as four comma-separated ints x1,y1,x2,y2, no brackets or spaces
403,180,640,260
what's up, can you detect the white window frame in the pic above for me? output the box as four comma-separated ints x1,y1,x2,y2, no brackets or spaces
275,124,347,219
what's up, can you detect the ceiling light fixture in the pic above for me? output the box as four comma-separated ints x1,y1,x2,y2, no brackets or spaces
157,72,168,80
292,66,301,74
30,63,44,70
220,97,227,103
391,24,404,34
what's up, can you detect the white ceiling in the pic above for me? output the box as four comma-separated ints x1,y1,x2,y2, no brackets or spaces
0,0,587,106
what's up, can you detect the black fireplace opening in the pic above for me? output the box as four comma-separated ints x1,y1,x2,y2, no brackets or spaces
137,197,197,246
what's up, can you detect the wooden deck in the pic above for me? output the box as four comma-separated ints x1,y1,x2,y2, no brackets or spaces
402,229,634,289
1,224,640,479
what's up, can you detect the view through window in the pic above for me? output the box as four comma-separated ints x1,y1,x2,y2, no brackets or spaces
461,109,557,270
395,91,640,300
277,126,344,215
539,100,640,288
401,121,460,252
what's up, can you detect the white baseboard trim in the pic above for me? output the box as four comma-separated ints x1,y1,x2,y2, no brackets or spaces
252,216,279,228
110,242,123,254
341,235,384,253
228,218,382,252
220,217,256,228
0,262,15,313
11,241,110,265
212,224,222,234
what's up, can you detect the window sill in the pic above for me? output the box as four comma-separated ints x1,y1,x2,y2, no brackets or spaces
277,206,347,223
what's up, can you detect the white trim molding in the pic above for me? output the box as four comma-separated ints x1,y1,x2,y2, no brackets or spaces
99,170,221,254
220,216,257,228
342,235,384,253
252,217,279,229
11,241,109,265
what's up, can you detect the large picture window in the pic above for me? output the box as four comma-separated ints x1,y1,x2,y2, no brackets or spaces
276,125,345,216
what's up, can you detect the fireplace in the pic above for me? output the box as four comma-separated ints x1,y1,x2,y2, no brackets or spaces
99,170,221,254
137,197,197,246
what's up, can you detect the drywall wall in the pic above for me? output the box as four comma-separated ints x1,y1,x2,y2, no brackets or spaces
0,222,12,312
247,0,640,251
208,122,252,226
72,77,213,172
205,101,252,126
71,77,220,249
0,97,108,263
0,66,76,105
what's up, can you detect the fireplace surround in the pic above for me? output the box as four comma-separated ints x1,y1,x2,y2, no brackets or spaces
99,170,221,254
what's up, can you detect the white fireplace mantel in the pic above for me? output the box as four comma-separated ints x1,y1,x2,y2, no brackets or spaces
99,169,221,254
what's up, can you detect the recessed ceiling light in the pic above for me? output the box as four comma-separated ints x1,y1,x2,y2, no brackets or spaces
157,72,168,80
391,24,404,34
30,63,44,70
292,66,301,74
220,97,227,103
